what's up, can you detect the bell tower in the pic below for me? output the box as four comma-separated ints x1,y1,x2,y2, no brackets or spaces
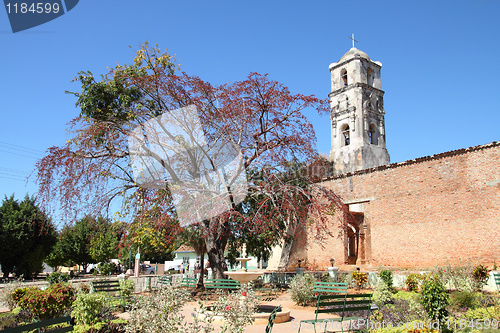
329,47,390,175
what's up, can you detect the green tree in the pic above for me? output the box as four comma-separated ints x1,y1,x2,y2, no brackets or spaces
45,238,69,271
0,195,57,278
58,215,99,271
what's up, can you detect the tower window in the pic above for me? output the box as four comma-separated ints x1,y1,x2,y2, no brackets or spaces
367,68,373,86
341,124,350,146
341,69,348,87
369,123,378,145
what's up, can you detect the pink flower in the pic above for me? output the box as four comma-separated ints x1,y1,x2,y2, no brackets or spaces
226,306,231,311
242,292,247,296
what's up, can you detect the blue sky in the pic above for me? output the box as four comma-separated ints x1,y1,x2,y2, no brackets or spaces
1,0,499,218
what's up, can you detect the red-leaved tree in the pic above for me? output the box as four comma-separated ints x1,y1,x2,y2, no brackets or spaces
36,43,346,279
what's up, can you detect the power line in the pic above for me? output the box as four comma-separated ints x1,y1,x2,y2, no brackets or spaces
0,167,31,175
0,149,41,159
0,140,45,155
0,175,30,182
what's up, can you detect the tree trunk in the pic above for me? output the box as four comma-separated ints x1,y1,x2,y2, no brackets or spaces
196,248,205,291
204,220,230,279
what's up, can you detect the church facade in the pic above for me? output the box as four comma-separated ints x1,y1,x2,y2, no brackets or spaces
274,48,500,270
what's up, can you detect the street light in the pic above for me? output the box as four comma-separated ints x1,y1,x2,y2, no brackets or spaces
330,258,335,267
298,260,302,268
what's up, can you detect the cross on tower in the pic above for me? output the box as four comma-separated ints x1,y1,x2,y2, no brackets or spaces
349,34,358,48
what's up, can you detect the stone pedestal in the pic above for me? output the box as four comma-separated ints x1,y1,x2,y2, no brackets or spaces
328,267,339,281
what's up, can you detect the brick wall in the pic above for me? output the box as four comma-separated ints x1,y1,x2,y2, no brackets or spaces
303,142,500,269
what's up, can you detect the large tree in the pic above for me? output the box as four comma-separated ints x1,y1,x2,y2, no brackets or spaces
0,195,57,278
36,43,345,279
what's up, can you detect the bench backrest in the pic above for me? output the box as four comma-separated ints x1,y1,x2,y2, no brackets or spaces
158,276,172,283
181,277,197,287
313,282,348,294
205,279,240,289
314,293,372,322
493,272,500,289
0,316,73,333
314,293,347,319
91,280,121,294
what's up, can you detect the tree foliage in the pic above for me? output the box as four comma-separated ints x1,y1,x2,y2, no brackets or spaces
36,43,346,278
0,195,57,278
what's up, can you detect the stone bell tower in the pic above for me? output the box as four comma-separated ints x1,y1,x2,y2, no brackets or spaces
329,47,390,175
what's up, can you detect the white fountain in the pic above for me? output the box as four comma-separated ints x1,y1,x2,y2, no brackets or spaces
223,244,263,285
222,244,291,325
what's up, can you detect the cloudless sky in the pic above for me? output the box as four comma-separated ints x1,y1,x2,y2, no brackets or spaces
1,0,499,222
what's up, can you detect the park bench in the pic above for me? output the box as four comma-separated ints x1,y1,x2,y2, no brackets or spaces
313,281,349,294
299,281,348,307
180,276,198,289
254,278,278,301
265,305,282,333
297,293,373,333
0,316,73,333
91,280,125,309
154,275,172,289
492,272,500,291
204,278,240,297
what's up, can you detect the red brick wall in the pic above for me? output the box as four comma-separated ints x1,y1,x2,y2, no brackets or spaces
304,142,500,269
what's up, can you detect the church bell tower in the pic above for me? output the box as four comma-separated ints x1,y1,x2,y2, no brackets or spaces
329,47,390,175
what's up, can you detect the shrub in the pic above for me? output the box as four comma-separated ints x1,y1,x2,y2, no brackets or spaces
0,309,33,329
0,278,25,310
449,290,479,311
47,272,71,285
119,279,135,298
71,292,111,326
289,274,316,306
433,261,487,292
406,273,424,292
372,298,428,327
420,275,449,324
352,271,368,289
379,270,394,290
211,286,258,333
373,281,393,306
16,283,75,320
472,264,489,291
98,262,116,276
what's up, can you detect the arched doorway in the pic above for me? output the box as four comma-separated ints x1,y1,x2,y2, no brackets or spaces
346,212,365,265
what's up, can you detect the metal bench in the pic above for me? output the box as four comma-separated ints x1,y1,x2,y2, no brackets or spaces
297,293,372,333
313,281,349,294
91,280,125,308
180,277,198,289
0,316,73,333
204,278,240,291
155,275,172,289
492,272,500,291
265,305,281,333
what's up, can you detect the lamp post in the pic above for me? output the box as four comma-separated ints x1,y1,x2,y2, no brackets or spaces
328,258,338,281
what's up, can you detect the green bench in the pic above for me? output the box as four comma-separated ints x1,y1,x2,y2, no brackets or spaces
204,278,240,297
155,275,172,289
0,316,73,333
180,277,198,289
204,278,240,291
313,281,348,294
91,280,125,308
297,293,373,333
265,305,281,333
492,272,500,291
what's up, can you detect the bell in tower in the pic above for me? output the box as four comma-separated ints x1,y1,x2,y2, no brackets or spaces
329,46,390,175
